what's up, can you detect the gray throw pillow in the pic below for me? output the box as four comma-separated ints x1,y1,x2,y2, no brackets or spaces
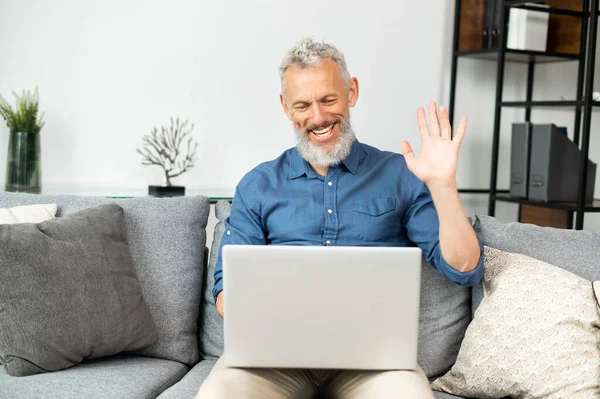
199,200,230,359
418,257,472,379
0,192,210,366
0,203,158,377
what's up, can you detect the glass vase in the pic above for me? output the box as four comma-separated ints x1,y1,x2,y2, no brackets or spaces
5,131,41,193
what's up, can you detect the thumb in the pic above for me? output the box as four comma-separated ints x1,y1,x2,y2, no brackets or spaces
401,140,415,166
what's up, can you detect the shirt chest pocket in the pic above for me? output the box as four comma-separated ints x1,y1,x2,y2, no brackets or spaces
352,197,398,242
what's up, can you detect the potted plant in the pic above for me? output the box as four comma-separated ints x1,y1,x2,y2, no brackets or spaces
137,117,198,197
0,87,45,193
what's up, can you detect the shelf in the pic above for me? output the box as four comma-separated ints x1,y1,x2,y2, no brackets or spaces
450,0,600,229
29,188,234,204
458,188,510,194
492,194,600,212
504,1,586,17
500,100,600,107
456,48,579,63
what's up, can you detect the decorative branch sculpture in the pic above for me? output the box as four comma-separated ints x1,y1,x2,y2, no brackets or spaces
137,117,198,187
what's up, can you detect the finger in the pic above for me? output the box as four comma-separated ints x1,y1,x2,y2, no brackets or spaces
416,107,430,140
428,101,441,137
453,116,467,147
401,140,414,156
439,105,451,140
401,140,416,168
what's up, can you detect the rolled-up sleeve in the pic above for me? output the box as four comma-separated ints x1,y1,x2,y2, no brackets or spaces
212,172,267,301
402,178,484,287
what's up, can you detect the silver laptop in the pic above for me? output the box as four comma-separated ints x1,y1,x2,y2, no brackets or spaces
222,244,422,370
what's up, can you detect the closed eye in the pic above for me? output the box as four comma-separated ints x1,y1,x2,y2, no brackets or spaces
294,103,309,110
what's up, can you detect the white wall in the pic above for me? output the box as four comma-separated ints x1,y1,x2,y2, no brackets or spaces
1,0,599,229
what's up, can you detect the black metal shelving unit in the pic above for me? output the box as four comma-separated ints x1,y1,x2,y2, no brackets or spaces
449,0,600,230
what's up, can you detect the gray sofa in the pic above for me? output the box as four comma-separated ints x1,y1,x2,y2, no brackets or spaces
0,192,597,399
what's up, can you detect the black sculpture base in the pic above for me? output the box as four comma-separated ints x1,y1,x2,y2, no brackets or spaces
148,185,185,197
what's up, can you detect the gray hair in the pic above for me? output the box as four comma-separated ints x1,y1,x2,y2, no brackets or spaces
279,37,351,92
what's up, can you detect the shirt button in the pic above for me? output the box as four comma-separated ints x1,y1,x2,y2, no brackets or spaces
328,182,333,186
226,231,231,235
327,209,333,214
326,240,331,245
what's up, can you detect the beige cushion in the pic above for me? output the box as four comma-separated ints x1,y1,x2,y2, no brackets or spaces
432,246,600,399
0,203,57,224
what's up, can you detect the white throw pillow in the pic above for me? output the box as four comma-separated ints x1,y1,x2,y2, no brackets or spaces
0,203,57,224
431,246,600,399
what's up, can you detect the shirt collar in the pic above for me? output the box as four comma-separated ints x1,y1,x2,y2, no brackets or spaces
341,139,362,175
287,139,363,179
288,147,310,179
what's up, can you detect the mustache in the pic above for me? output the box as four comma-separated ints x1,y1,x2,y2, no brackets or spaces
304,120,339,133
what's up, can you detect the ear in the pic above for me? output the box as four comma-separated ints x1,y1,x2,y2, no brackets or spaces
347,77,359,108
280,93,292,121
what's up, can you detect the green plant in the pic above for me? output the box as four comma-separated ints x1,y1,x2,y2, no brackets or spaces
0,87,45,134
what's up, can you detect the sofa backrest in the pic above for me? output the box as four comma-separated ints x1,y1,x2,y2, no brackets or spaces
472,214,600,314
198,200,472,380
198,200,228,360
0,192,210,366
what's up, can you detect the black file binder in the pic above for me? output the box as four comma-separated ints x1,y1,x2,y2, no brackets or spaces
528,124,596,202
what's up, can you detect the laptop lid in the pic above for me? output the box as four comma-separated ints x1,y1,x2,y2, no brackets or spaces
222,245,422,370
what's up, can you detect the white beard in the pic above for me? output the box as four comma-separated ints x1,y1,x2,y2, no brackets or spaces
294,118,356,167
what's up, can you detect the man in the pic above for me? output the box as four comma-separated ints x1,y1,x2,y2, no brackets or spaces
197,37,484,398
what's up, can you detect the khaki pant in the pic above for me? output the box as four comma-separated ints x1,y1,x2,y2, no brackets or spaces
196,356,435,399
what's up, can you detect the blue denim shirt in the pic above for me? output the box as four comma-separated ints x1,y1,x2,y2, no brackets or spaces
212,140,484,300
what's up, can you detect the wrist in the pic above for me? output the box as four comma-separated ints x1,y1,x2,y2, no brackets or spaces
426,180,461,209
426,180,458,193
216,291,224,318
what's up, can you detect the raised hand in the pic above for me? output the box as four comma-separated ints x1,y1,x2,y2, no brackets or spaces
401,101,467,187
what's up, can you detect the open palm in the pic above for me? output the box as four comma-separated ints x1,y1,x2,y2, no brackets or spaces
401,102,466,187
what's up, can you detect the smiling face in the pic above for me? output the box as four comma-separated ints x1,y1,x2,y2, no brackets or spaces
280,58,359,167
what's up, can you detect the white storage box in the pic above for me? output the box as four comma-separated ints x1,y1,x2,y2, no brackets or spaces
507,5,550,52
